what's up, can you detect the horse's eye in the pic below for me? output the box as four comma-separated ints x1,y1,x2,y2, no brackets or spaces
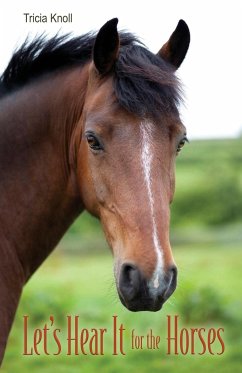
85,132,103,151
176,136,188,155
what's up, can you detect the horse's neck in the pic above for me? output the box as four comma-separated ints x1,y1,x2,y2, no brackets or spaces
0,69,87,280
0,68,89,364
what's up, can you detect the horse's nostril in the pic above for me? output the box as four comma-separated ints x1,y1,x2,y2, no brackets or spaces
164,266,177,300
119,263,142,302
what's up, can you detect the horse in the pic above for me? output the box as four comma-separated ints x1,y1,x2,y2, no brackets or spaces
0,18,190,362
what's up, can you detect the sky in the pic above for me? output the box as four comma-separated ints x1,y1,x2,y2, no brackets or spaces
0,0,241,139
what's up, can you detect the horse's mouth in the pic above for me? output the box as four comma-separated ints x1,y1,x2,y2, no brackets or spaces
118,292,164,312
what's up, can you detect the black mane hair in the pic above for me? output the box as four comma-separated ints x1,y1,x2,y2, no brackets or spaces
0,31,182,118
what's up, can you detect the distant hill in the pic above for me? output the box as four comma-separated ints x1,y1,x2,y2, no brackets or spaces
173,137,242,227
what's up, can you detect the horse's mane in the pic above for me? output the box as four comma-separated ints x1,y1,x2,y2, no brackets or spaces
0,31,182,118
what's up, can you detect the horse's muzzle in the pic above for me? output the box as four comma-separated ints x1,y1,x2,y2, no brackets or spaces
117,263,177,312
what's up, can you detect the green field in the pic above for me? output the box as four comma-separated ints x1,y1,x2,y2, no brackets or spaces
2,138,242,372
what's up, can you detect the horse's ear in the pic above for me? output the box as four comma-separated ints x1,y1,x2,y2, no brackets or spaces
93,18,120,75
158,20,190,69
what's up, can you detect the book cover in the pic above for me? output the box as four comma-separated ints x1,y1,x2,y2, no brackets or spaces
0,1,241,372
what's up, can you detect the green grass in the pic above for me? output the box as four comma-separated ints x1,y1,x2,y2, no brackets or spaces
2,244,242,372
